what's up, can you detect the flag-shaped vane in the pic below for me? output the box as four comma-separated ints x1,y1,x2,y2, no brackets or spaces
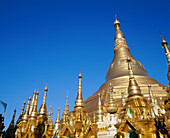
0,100,7,117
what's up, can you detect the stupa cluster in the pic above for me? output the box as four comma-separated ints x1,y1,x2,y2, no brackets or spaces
4,17,170,138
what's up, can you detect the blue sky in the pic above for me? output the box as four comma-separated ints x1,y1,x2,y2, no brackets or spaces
0,0,170,128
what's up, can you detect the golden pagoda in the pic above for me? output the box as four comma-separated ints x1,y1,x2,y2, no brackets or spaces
15,86,53,138
58,72,98,138
85,16,167,118
115,59,157,137
11,16,170,138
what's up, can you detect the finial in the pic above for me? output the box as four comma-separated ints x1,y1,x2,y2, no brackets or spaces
28,97,31,101
66,90,68,99
44,83,48,91
20,101,26,116
114,14,120,27
161,34,168,46
34,89,36,94
79,69,82,78
36,90,39,95
74,72,84,110
114,15,125,40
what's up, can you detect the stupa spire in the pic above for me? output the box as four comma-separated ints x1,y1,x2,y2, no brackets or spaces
63,95,69,121
20,101,26,116
30,90,39,120
22,97,31,122
96,93,104,122
161,35,170,84
105,16,148,82
74,72,84,110
114,14,125,40
39,85,48,120
56,108,60,123
127,59,143,98
29,89,36,115
107,84,117,114
161,35,170,62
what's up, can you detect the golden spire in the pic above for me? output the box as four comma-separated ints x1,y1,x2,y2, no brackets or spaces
54,107,61,133
96,93,104,122
30,90,39,120
161,35,170,63
107,84,117,114
48,105,52,121
161,35,170,84
22,97,31,122
38,85,48,119
29,89,36,115
55,108,60,124
49,106,53,131
16,101,26,124
106,15,148,82
127,59,143,98
63,95,69,122
74,72,84,110
114,14,125,40
20,101,26,116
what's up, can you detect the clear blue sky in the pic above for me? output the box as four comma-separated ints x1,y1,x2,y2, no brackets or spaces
0,0,170,129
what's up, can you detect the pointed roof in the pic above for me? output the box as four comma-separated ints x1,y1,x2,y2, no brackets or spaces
55,108,60,124
39,85,48,119
30,90,39,120
29,89,36,115
106,16,148,82
16,101,26,124
22,97,31,122
74,72,84,110
85,16,167,120
96,93,104,122
107,84,117,114
127,59,143,98
63,95,69,116
161,35,170,84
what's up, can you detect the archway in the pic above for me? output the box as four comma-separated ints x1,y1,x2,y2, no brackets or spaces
125,130,138,138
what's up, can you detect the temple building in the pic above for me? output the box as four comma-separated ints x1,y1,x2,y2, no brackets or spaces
84,17,167,119
4,16,170,138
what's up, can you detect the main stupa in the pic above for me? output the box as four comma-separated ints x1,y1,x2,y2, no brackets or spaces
84,17,167,118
